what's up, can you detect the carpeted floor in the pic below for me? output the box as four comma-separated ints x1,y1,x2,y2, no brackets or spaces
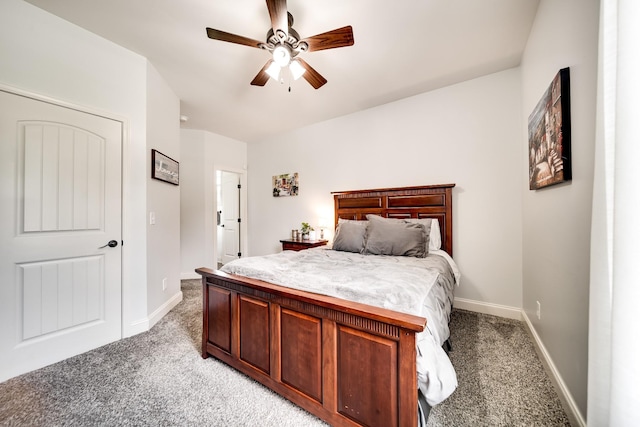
0,280,570,426
427,310,570,426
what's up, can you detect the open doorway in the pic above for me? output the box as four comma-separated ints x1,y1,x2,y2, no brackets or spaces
216,170,242,268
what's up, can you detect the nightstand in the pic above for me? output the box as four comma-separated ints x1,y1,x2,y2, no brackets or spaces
280,239,328,252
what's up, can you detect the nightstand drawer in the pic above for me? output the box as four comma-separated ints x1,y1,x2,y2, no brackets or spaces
280,239,328,251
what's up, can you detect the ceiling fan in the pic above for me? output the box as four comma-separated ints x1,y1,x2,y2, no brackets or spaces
205,0,354,89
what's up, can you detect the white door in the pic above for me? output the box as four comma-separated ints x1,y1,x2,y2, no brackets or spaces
0,90,122,382
220,171,241,264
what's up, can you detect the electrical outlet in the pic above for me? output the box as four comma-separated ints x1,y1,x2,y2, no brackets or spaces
536,300,541,320
162,278,167,291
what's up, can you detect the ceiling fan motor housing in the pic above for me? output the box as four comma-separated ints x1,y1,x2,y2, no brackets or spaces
263,25,307,57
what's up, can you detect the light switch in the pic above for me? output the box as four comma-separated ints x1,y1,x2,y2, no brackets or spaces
150,211,156,225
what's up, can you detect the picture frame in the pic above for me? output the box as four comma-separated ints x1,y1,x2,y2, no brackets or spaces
528,67,572,190
272,172,299,197
152,149,179,185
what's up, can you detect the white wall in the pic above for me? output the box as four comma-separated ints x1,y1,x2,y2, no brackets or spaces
180,129,247,279
146,63,182,325
248,68,524,309
180,130,207,278
0,0,149,336
520,0,600,420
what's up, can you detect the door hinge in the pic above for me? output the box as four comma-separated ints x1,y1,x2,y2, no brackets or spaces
237,252,242,257
237,218,241,223
237,184,241,189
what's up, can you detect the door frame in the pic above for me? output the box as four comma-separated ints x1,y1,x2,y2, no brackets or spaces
213,164,247,268
0,83,128,337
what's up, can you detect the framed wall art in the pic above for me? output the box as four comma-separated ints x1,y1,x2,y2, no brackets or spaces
272,172,298,197
152,149,179,185
528,67,572,190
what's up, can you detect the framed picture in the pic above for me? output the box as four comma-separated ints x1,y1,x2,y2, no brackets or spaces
152,149,179,185
528,67,572,190
272,172,299,197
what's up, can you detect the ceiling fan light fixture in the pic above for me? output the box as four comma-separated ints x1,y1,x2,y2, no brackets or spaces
265,61,281,81
289,59,306,80
272,44,291,67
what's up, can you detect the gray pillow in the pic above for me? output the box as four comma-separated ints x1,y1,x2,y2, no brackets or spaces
402,218,434,249
362,215,428,257
333,221,368,253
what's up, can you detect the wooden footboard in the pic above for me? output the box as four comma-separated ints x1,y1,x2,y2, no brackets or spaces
196,267,426,427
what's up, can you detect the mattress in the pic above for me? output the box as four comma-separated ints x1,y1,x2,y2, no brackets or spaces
220,247,460,406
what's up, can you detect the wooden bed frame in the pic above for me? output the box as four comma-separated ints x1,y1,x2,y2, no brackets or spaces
196,184,455,427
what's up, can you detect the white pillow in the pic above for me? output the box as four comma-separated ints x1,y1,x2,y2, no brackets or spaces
404,218,442,250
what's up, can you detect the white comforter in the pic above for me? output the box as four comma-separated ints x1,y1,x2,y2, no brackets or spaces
221,248,459,406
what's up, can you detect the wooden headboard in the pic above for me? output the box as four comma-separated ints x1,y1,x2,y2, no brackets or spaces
331,184,456,256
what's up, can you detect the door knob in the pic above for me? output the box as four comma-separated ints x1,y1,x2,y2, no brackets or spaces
99,240,118,249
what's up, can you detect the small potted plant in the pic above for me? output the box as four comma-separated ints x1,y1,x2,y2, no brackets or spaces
301,222,314,240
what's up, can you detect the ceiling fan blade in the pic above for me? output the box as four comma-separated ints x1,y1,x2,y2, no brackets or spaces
297,58,327,89
302,26,354,52
266,0,288,38
251,61,273,86
206,28,263,49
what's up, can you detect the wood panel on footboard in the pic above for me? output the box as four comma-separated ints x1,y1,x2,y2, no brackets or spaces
197,268,426,427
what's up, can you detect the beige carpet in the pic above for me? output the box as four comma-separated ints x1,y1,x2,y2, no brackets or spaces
0,280,570,426
427,310,570,426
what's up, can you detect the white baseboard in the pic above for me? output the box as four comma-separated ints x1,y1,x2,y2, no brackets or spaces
148,291,183,329
125,317,150,338
180,272,200,280
124,290,183,337
453,297,522,320
521,312,585,427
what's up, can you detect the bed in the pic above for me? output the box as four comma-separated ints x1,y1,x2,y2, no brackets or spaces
196,184,457,427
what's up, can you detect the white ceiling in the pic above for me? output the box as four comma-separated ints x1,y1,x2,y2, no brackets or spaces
25,0,540,143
